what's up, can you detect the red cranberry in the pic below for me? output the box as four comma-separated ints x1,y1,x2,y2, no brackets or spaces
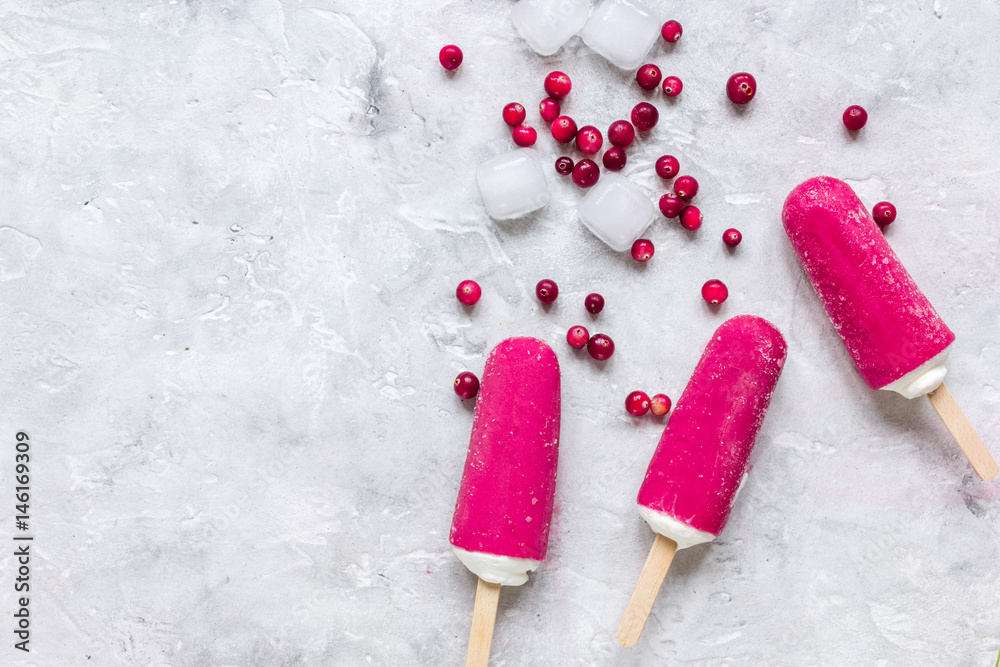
544,71,572,99
456,280,482,305
630,102,659,132
439,45,463,70
539,97,561,122
702,279,728,304
843,105,868,131
726,72,756,104
536,279,559,303
454,371,479,399
661,76,683,97
625,390,651,416
576,125,604,155
658,192,684,218
723,228,742,246
674,175,698,200
661,20,682,43
607,120,636,149
587,333,615,360
873,201,896,226
655,155,679,179
502,102,526,127
649,393,672,416
602,147,627,171
636,64,662,91
631,238,654,262
512,125,537,147
551,116,578,143
566,325,590,349
584,293,605,314
555,156,575,175
572,159,600,188
679,206,702,231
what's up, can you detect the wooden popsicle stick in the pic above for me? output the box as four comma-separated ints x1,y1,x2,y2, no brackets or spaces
464,577,502,667
926,382,999,480
616,534,679,648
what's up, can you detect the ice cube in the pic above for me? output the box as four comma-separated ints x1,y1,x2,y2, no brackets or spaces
580,0,660,70
577,173,654,251
477,148,551,221
511,0,590,57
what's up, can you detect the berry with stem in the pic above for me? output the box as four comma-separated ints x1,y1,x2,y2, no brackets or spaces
702,279,728,304
566,325,590,349
726,72,756,104
544,71,572,99
536,279,559,303
626,390,651,416
636,64,662,90
587,333,615,360
502,102,526,127
456,280,481,305
661,20,682,43
631,238,654,261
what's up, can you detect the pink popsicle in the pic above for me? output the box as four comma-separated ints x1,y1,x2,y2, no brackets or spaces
618,316,787,648
637,315,787,537
782,176,955,391
450,337,560,565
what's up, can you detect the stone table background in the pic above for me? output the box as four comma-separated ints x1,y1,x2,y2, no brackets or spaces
1,1,999,665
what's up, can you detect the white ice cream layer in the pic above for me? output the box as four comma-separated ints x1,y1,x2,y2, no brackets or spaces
452,546,540,586
637,505,716,550
880,344,951,399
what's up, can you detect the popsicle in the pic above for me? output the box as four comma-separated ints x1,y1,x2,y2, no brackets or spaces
450,337,561,666
782,176,997,479
617,315,787,647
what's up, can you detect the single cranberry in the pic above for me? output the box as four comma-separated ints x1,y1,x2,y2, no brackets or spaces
584,293,605,314
631,238,654,262
649,393,672,416
702,279,728,305
456,280,482,305
555,156,575,175
572,159,600,188
536,279,559,304
576,125,604,155
566,325,590,349
843,105,868,131
544,71,572,99
661,20,682,43
655,155,679,179
658,192,685,218
631,102,659,131
873,201,896,226
726,72,756,104
439,45,463,70
512,124,537,147
679,205,702,231
723,228,742,246
626,390,651,416
587,333,615,360
502,102,526,127
661,75,683,97
603,147,627,171
454,371,479,399
539,97,561,122
674,175,699,200
607,120,636,148
636,64,662,91
551,116,578,143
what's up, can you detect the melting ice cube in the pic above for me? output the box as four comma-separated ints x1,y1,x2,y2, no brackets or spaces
511,0,591,56
580,0,660,70
578,173,654,251
477,148,551,221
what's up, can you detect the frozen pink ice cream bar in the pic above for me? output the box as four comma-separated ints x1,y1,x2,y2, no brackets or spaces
450,337,560,585
636,316,787,548
782,176,955,398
